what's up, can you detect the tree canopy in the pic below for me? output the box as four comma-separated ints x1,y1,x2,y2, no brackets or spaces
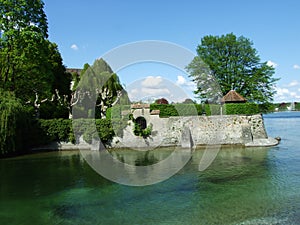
0,0,71,108
187,33,279,103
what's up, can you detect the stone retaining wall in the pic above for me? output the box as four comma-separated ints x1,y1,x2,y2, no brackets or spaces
111,114,275,148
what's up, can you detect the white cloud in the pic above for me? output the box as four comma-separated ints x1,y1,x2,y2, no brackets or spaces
128,76,170,101
71,44,79,51
176,75,196,91
176,75,186,85
130,89,139,95
267,60,278,68
275,85,300,102
275,87,289,96
288,80,299,87
293,64,300,69
127,76,194,103
141,87,170,96
141,76,163,87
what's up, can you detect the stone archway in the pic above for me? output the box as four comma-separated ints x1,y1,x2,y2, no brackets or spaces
135,116,147,130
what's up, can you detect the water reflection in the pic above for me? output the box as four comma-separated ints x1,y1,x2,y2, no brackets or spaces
1,111,300,225
80,146,193,186
107,146,270,181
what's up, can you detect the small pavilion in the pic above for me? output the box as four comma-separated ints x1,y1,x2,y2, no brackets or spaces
221,90,247,104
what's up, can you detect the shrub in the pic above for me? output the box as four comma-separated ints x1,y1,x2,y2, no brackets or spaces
106,105,130,119
205,104,222,115
295,102,300,111
174,104,202,116
223,103,260,115
96,119,115,144
38,119,73,142
150,104,202,117
70,118,115,144
150,104,178,117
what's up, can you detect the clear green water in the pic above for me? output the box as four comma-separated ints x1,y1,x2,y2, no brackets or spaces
1,112,300,225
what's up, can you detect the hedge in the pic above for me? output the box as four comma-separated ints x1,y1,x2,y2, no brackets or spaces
39,119,115,144
150,103,262,117
31,118,116,147
106,105,131,119
106,103,263,119
223,103,260,115
150,104,203,117
204,104,222,115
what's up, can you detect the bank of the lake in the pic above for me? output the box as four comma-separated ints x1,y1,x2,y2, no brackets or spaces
0,111,299,225
31,114,278,152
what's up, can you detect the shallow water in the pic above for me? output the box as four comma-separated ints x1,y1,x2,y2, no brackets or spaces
0,112,300,224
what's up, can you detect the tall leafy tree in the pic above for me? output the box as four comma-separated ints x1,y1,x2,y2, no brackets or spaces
187,33,279,103
0,0,71,110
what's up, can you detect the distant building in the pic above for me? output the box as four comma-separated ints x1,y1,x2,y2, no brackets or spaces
66,68,82,76
155,98,169,104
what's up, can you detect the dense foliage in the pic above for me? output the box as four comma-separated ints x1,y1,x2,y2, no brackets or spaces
72,119,114,144
187,33,279,103
0,90,30,156
223,103,260,115
133,122,152,138
34,119,115,147
0,0,71,117
150,103,262,117
73,59,130,119
150,104,203,117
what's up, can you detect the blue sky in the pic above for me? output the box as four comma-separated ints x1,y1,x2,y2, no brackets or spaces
44,0,300,103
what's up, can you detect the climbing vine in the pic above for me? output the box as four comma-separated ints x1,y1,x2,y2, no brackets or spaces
129,114,152,138
134,122,152,138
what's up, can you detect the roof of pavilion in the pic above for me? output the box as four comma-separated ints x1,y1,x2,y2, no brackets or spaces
221,90,247,103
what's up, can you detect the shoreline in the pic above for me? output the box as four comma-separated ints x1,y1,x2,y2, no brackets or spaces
30,140,278,152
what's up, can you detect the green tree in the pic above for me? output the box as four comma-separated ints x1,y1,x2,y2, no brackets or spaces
71,63,90,91
187,33,279,103
0,0,50,99
0,0,71,117
0,89,29,156
72,59,130,118
49,43,72,98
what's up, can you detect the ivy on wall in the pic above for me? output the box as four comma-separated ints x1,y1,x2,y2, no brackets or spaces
129,114,152,138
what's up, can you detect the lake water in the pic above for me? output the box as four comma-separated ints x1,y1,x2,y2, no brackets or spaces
0,112,300,225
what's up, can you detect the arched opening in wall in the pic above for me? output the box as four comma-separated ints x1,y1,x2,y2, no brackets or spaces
136,116,147,130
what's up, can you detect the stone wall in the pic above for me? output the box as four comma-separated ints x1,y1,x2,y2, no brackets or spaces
111,114,276,148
